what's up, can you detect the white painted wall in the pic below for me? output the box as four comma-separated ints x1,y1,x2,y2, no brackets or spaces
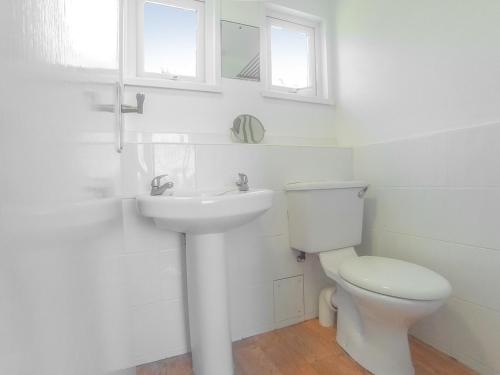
120,142,352,365
334,0,500,146
334,1,500,374
124,0,337,145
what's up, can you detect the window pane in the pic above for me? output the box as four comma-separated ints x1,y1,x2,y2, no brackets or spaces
143,1,198,77
270,23,312,89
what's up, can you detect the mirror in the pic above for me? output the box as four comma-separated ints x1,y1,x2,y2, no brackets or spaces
231,115,266,144
221,20,260,81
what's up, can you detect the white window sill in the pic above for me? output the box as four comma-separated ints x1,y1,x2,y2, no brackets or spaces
123,77,222,93
261,90,334,106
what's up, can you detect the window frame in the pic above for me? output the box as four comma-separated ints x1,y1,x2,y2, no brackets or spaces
136,0,205,82
262,6,331,104
123,0,221,92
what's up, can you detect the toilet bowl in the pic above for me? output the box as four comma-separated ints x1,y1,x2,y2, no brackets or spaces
320,249,451,375
285,180,452,375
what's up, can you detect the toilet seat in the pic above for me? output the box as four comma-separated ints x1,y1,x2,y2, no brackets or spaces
338,256,451,301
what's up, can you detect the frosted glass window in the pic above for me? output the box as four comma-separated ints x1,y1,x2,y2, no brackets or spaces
142,0,204,79
53,0,119,69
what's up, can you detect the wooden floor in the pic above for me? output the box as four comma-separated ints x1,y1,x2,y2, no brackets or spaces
137,319,476,375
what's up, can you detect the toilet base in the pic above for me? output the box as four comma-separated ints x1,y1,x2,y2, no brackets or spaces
333,281,444,375
337,318,415,375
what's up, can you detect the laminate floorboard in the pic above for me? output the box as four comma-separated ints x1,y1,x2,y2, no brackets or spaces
137,319,476,375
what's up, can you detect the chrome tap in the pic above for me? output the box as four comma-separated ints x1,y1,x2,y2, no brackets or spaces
236,173,249,192
150,174,174,196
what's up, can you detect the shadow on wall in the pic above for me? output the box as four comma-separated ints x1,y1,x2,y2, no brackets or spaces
179,238,191,351
356,194,378,257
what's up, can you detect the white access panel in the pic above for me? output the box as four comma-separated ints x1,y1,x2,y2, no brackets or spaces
273,275,304,325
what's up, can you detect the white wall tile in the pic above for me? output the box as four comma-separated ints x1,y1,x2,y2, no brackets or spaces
448,298,500,372
195,144,353,191
263,146,353,189
444,125,500,188
228,230,270,285
131,299,189,364
154,144,196,191
256,191,289,237
229,280,275,341
444,129,481,187
356,124,500,189
373,187,500,251
410,300,454,355
195,144,266,190
239,282,275,339
227,232,303,286
122,252,161,306
376,231,500,312
121,143,154,197
472,124,500,187
228,277,245,341
267,235,304,281
374,231,450,278
158,249,186,301
445,244,500,312
122,199,183,253
406,135,447,187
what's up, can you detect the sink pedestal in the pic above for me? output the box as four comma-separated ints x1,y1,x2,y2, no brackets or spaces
186,233,233,375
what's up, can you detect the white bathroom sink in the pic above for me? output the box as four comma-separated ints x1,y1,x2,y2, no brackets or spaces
136,188,273,234
136,187,273,375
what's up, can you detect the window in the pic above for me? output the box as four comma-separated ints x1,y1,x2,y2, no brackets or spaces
125,0,220,91
138,0,204,80
264,7,330,103
269,18,315,94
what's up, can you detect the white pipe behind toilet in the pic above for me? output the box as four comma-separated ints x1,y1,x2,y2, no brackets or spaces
318,247,358,327
319,286,336,327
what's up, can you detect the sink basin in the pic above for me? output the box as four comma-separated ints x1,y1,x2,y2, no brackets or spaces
135,188,273,375
136,189,273,234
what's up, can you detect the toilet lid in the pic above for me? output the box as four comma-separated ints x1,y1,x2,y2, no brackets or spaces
339,256,451,301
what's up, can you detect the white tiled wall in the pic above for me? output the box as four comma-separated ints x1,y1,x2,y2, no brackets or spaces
354,122,500,375
120,142,353,366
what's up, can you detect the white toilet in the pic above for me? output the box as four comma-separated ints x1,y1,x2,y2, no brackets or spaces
285,181,451,375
